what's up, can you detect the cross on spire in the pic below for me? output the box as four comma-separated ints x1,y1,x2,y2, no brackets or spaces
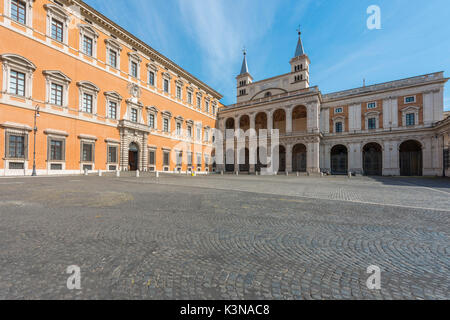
239,46,249,75
294,26,305,57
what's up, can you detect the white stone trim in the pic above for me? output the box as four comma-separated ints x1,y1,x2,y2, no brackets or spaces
104,91,122,120
146,106,158,130
128,51,142,79
404,95,416,104
364,111,380,130
0,53,36,99
44,128,69,137
161,111,172,133
401,106,420,127
77,81,100,114
44,3,70,45
43,70,71,107
78,24,99,58
125,99,144,123
4,0,34,28
332,115,345,133
104,37,122,69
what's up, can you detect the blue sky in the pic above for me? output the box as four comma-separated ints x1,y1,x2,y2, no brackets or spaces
85,0,450,109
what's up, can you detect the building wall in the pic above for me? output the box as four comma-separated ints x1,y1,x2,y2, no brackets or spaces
0,0,222,176
221,72,448,176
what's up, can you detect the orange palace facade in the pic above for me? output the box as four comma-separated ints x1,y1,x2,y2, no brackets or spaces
0,0,222,176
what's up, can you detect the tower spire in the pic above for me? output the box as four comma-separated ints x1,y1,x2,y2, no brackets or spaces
239,47,249,75
294,27,305,57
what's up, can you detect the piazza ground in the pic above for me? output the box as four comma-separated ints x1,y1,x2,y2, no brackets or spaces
0,173,449,300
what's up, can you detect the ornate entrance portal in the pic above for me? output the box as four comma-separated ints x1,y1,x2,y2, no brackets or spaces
128,142,139,171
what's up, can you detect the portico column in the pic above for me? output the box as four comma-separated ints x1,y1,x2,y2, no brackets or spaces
286,143,293,172
249,113,256,173
324,144,331,171
266,109,274,132
234,115,240,172
308,101,320,133
142,133,148,171
348,142,362,174
286,106,293,134
307,139,320,174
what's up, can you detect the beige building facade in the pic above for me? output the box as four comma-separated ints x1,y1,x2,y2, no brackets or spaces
217,32,450,176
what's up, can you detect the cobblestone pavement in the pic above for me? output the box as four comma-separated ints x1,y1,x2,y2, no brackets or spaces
0,174,448,300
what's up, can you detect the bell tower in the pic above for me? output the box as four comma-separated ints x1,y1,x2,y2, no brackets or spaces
290,29,310,89
236,49,253,103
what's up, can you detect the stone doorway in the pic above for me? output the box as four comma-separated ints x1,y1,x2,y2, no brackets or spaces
292,143,307,172
400,140,422,176
363,143,382,176
331,145,348,175
128,142,139,171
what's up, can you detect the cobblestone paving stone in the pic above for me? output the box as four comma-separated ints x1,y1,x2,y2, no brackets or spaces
0,174,448,300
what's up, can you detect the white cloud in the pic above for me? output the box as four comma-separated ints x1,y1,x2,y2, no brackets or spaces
176,0,282,102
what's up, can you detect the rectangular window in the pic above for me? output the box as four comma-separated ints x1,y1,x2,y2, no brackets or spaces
51,83,63,106
368,118,376,130
205,101,209,113
131,61,138,78
197,154,202,167
149,150,155,165
8,135,25,158
176,152,182,167
367,102,376,109
176,86,182,99
163,151,170,166
163,79,169,93
196,127,201,141
406,113,415,126
108,101,117,119
11,0,26,24
131,108,138,122
82,93,93,113
83,36,93,56
335,122,343,133
204,155,209,166
9,70,25,96
82,143,93,162
405,96,415,103
9,162,24,169
187,126,192,138
50,163,62,170
444,149,450,169
50,139,63,161
51,18,64,42
212,104,216,115
335,107,343,113
148,114,155,128
197,96,201,108
176,122,181,136
109,49,117,68
205,130,209,142
108,145,117,163
187,92,192,104
163,118,169,132
149,71,155,86
187,152,192,166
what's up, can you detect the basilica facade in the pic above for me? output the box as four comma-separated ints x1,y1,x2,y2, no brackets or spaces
217,32,450,176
